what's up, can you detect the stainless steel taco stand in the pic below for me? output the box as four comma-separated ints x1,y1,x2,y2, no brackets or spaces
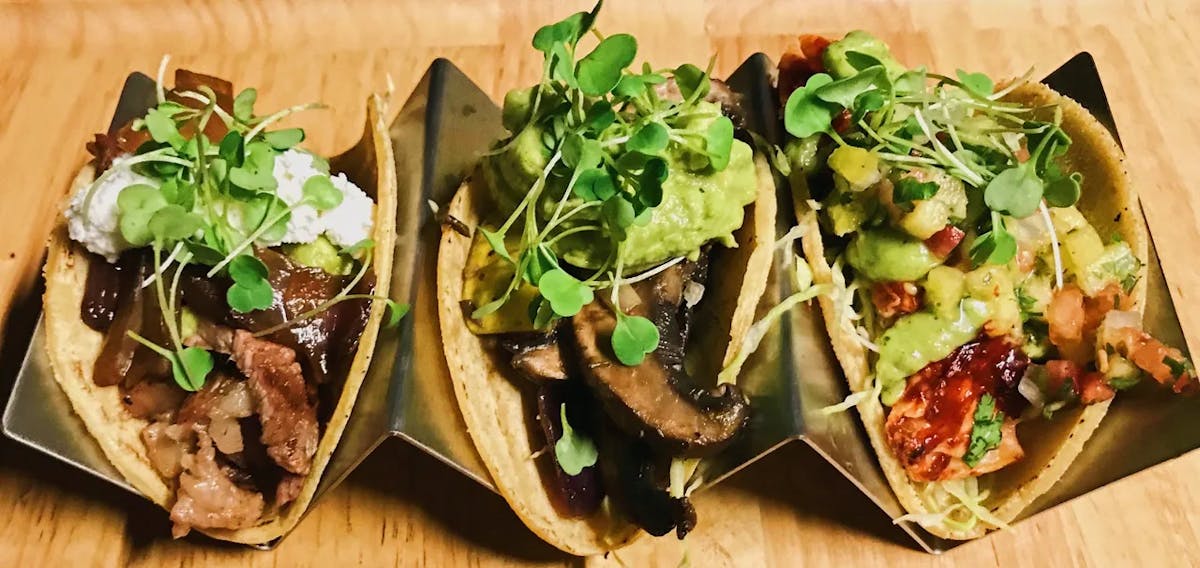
3,54,1195,553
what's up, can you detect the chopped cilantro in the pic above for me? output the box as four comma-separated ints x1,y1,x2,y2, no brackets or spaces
963,394,1004,467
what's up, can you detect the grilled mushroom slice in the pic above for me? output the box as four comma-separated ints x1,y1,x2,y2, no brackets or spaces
570,263,749,457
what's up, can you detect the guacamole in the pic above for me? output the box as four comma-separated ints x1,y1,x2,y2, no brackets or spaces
845,228,941,282
483,96,757,270
876,299,989,404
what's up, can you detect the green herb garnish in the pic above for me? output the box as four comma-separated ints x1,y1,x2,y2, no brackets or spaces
554,404,598,475
472,0,736,365
963,393,1004,467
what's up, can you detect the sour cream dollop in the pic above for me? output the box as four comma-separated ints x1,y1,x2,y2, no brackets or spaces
65,150,375,262
66,155,160,262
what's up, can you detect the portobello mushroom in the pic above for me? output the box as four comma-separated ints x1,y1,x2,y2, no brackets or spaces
570,261,750,457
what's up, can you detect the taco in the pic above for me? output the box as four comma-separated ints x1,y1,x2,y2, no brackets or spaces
776,32,1195,539
435,5,775,556
44,66,398,543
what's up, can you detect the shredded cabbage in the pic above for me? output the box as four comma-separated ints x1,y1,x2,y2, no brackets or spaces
818,375,880,415
898,478,1010,533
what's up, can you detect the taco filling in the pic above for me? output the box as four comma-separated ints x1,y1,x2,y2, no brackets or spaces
60,68,396,537
778,32,1195,530
442,5,766,543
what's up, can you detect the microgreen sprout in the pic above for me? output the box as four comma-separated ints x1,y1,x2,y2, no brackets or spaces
100,60,402,390
470,0,737,365
782,35,1083,268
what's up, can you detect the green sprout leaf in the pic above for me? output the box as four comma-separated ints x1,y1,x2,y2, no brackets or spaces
611,313,659,366
234,88,257,122
963,393,1004,467
117,184,169,247
185,241,226,266
970,212,1018,266
176,346,213,392
613,74,647,99
384,300,410,328
480,228,512,262
573,167,616,201
602,195,636,239
528,295,556,329
956,69,994,98
302,174,343,211
893,177,940,205
673,63,711,102
814,65,888,109
563,134,603,170
584,101,616,132
1044,171,1082,208
705,116,735,171
522,244,559,284
850,89,885,123
226,254,275,313
148,205,203,243
783,73,838,139
219,131,245,167
576,33,638,96
984,164,1043,218
636,157,668,209
554,404,598,475
144,108,187,149
627,122,669,156
263,128,305,150
537,268,593,317
342,237,376,258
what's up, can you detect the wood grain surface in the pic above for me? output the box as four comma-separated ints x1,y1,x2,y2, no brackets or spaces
1,0,1198,565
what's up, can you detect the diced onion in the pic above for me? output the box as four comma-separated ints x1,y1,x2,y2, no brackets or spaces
683,281,705,308
1018,367,1045,410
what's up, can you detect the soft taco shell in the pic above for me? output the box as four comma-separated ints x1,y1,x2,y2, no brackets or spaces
436,154,776,555
42,93,397,545
794,81,1149,540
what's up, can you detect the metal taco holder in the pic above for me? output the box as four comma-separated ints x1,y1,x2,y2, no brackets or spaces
2,53,1195,553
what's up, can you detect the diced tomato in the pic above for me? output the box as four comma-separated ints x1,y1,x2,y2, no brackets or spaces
1045,359,1081,394
1047,285,1090,363
1077,371,1116,404
1112,327,1196,393
924,226,965,258
871,281,921,319
777,34,832,102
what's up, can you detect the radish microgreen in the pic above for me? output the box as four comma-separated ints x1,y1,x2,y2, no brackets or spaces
783,33,1085,268
470,0,736,365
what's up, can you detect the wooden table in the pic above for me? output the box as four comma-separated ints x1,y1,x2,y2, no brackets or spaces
2,0,1198,565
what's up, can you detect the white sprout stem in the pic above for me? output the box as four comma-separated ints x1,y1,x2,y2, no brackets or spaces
140,241,186,288
912,109,984,187
498,152,562,235
602,135,630,148
988,66,1037,101
206,202,298,277
1039,201,1064,289
877,152,941,166
175,90,236,127
155,55,171,104
616,256,685,286
244,102,327,142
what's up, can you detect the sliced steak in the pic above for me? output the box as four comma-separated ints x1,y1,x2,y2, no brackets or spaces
170,428,265,538
275,474,306,508
232,331,319,476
